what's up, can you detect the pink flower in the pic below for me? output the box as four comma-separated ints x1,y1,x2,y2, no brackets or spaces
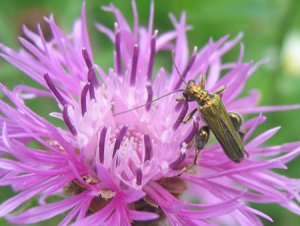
1,1,300,225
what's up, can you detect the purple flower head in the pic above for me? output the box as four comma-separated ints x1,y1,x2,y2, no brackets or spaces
1,1,300,225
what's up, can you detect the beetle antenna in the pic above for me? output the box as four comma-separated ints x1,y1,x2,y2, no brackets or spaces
172,53,187,85
114,89,184,116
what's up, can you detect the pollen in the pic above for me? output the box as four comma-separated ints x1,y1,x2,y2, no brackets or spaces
46,139,65,152
99,189,115,200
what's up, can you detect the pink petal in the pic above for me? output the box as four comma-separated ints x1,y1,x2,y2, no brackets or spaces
7,191,90,224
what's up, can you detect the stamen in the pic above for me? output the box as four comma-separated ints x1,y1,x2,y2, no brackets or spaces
181,121,199,145
82,48,93,69
115,23,122,76
80,83,89,116
88,68,99,90
130,44,139,86
44,73,66,106
173,101,189,130
62,105,77,136
174,46,197,90
147,30,158,82
88,72,95,100
113,125,128,158
136,167,142,185
145,84,153,111
99,127,107,164
144,134,153,162
82,48,99,88
169,150,186,169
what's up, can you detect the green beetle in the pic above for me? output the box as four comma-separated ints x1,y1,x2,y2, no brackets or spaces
176,76,246,163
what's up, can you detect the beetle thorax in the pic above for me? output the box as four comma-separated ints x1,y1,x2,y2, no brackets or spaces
183,80,208,103
189,85,208,104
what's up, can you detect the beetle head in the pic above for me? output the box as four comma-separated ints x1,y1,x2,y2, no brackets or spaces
183,80,208,103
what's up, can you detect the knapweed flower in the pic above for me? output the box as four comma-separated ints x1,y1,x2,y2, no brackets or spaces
1,1,300,225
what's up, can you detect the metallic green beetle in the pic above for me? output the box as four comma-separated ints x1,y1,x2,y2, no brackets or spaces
114,72,246,164
176,76,246,164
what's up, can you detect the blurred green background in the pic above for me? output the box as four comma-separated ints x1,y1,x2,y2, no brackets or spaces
0,0,300,225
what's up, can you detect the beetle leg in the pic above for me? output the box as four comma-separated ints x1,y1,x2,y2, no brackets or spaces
176,96,186,102
199,74,206,89
238,127,246,141
228,112,250,157
228,112,243,130
194,126,210,164
213,85,226,95
228,112,245,140
182,108,197,123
